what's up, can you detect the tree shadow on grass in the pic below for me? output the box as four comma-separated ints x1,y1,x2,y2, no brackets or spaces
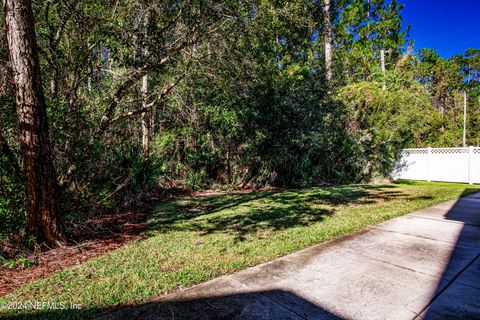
147,184,422,242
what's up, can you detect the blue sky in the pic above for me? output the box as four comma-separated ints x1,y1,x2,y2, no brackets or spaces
400,0,480,58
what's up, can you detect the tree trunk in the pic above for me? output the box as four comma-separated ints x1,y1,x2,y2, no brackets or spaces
141,73,149,160
141,10,150,161
4,0,66,247
323,0,333,88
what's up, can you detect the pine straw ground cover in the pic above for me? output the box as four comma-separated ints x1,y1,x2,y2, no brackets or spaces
0,210,148,296
1,181,479,319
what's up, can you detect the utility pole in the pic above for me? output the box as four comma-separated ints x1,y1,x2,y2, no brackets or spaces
381,49,386,91
463,91,467,147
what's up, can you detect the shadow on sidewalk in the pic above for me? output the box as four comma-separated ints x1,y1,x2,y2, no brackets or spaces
4,290,342,320
420,190,480,319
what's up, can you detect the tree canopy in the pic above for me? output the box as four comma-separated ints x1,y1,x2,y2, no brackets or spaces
1,0,479,249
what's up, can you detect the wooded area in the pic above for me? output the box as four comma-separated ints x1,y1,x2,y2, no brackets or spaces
1,0,479,252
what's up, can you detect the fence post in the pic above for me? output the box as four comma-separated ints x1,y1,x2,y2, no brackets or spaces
427,147,431,182
469,146,474,185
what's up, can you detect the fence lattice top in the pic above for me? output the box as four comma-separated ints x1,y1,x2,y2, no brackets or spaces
402,149,428,155
402,147,480,156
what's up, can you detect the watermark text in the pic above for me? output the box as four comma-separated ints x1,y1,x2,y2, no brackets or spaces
0,301,82,310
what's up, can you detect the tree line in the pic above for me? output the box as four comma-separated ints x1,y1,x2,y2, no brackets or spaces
1,0,479,249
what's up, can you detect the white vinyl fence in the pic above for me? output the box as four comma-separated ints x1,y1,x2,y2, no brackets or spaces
393,147,480,185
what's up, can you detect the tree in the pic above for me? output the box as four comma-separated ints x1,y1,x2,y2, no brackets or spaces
451,49,480,145
417,48,461,115
336,0,407,83
2,0,478,252
3,0,66,246
323,0,333,87
141,9,150,161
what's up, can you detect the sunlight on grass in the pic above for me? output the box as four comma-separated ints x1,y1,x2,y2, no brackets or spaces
2,181,479,319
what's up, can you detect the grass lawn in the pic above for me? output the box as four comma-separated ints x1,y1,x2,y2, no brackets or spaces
2,181,479,319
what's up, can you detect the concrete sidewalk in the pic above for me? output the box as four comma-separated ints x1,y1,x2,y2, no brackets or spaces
100,194,480,320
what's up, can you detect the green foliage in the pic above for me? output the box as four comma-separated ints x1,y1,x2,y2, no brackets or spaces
0,153,26,241
337,76,437,178
2,259,15,269
336,0,408,84
1,0,479,248
3,182,478,319
17,258,36,269
1,257,36,270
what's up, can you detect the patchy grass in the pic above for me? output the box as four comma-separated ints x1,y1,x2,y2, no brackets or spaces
1,181,479,319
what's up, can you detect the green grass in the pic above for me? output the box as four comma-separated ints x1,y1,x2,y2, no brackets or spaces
1,181,479,319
